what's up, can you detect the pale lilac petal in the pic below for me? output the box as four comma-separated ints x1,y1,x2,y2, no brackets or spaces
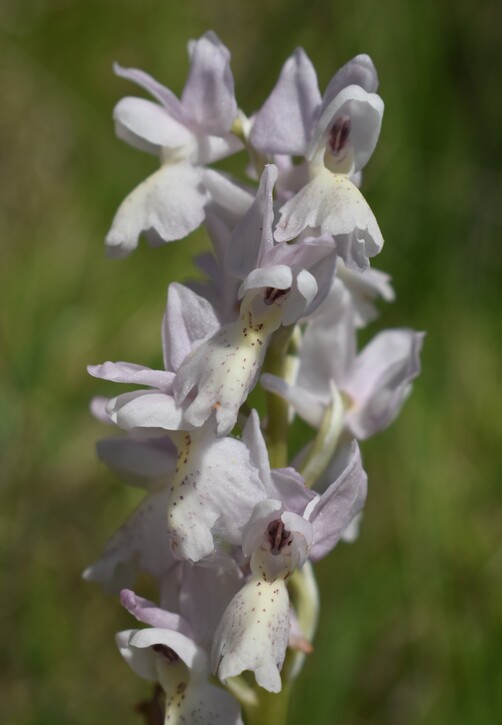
298,277,356,393
320,54,379,113
262,237,333,270
313,434,356,493
308,440,367,560
163,283,221,373
182,32,237,135
114,63,185,121
242,410,274,493
97,435,177,481
343,330,425,439
341,511,363,543
83,490,174,590
337,260,395,327
180,556,243,650
302,248,338,315
113,97,193,153
195,132,243,165
250,48,322,155
281,268,318,326
188,681,244,725
107,390,186,432
334,230,375,271
90,396,112,424
260,373,325,428
202,169,254,220
275,168,383,270
105,163,209,258
269,468,316,515
188,254,240,326
88,361,174,390
120,589,191,635
226,164,278,279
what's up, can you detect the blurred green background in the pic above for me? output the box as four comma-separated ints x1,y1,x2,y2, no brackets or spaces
1,0,501,723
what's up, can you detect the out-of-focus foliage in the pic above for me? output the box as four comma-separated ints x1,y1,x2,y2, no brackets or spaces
1,0,501,723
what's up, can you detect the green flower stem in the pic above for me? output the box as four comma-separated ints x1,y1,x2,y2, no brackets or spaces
231,114,266,178
283,562,320,682
263,325,294,469
300,383,344,488
243,683,291,725
225,676,258,709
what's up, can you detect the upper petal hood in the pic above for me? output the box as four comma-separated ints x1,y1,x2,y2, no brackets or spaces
308,84,384,175
320,54,379,114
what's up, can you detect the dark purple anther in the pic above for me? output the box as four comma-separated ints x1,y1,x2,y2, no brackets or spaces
329,115,351,154
267,519,292,555
264,287,290,306
152,644,180,663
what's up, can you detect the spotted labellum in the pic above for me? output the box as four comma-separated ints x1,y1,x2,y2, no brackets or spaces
87,32,423,725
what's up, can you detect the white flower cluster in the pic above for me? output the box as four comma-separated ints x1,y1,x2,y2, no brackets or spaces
87,32,424,724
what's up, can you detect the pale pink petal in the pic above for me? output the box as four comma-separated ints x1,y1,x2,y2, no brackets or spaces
120,589,192,635
343,330,425,439
96,435,177,482
308,440,367,560
163,283,221,373
250,48,321,155
83,489,174,590
182,32,237,135
113,97,193,152
260,373,325,428
114,63,185,121
88,361,174,390
107,390,186,432
225,164,278,279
